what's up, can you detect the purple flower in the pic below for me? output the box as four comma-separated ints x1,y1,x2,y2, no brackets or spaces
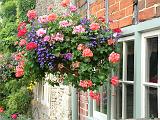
64,53,73,60
80,17,90,25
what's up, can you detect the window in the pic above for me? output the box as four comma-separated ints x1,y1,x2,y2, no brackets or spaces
141,30,160,119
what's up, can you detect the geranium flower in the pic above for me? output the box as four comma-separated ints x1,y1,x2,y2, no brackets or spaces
43,35,50,41
108,52,120,63
15,66,24,78
15,53,22,61
19,39,27,46
59,20,72,27
111,76,119,86
26,42,37,50
17,22,26,31
69,5,77,12
38,15,48,23
0,106,4,113
113,28,122,33
11,113,18,119
72,25,85,34
17,28,27,37
48,13,57,22
47,4,54,11
51,33,64,42
82,48,93,57
90,23,100,31
90,90,100,101
61,0,70,7
79,80,93,88
36,28,46,37
107,38,115,45
77,44,85,51
27,10,37,20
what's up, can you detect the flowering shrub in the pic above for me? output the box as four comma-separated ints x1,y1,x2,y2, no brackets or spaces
14,0,121,94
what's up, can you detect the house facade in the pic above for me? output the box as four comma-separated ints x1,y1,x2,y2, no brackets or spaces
33,0,160,120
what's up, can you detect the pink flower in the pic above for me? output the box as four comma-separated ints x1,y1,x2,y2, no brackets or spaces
15,53,22,61
62,13,70,17
0,107,4,113
90,23,100,31
77,44,85,51
48,13,57,22
19,39,27,46
108,52,120,63
111,76,119,86
79,80,93,88
36,28,46,37
72,25,85,34
61,0,70,7
59,20,72,27
51,33,64,42
90,90,100,101
98,17,105,22
15,66,24,78
18,60,25,68
14,41,19,45
107,39,115,45
27,10,37,20
11,113,18,119
38,15,48,23
47,4,54,11
69,5,77,12
26,42,37,50
43,35,50,41
82,48,93,57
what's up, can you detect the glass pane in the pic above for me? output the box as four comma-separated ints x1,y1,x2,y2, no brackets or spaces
145,87,158,118
127,41,134,81
126,84,134,119
146,37,158,83
118,43,123,80
117,84,122,119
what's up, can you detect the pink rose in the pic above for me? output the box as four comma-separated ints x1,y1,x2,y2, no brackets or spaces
72,25,85,34
69,5,77,12
19,39,27,46
27,10,37,20
111,76,119,86
108,52,120,63
15,53,22,61
11,114,18,119
82,48,93,57
36,28,46,37
90,23,100,31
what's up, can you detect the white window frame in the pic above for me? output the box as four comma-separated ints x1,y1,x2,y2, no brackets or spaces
141,30,160,118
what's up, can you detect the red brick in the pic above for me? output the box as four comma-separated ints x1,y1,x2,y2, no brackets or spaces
119,16,132,28
139,7,156,21
146,0,160,8
138,0,145,10
120,0,133,10
109,3,119,14
156,5,160,17
109,21,119,29
100,2,105,9
109,0,116,6
97,9,105,17
126,5,133,16
78,0,86,8
110,9,125,20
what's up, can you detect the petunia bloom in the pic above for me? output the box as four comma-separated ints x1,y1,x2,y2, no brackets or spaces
82,48,93,57
26,42,37,50
108,52,120,63
19,39,27,46
90,23,100,31
111,76,119,86
64,53,73,60
51,33,64,42
36,28,46,37
27,10,37,20
72,25,85,34
43,35,50,41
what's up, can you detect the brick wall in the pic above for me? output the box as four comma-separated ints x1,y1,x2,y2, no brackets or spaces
78,91,88,120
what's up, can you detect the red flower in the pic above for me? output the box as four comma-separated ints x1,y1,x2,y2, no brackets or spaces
26,42,37,50
19,39,27,47
113,28,122,33
107,38,115,45
108,52,120,63
90,90,100,101
17,22,26,31
82,48,93,57
111,76,119,86
0,107,4,113
27,10,37,20
15,66,24,78
61,0,70,7
98,17,105,22
15,53,22,61
79,80,93,88
11,114,18,119
90,23,100,31
17,28,27,37
48,13,57,22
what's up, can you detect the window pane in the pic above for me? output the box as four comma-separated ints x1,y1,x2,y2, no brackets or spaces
118,43,123,80
126,84,134,119
127,41,134,81
117,84,122,119
145,87,158,118
146,37,158,83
